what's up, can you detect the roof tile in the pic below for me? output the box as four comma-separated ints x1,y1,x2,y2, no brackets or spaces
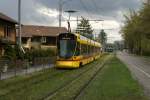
21,25,68,37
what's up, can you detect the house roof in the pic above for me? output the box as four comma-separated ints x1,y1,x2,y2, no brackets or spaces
0,12,17,24
21,25,68,37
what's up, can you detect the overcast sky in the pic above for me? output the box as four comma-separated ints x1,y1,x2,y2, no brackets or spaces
0,0,143,43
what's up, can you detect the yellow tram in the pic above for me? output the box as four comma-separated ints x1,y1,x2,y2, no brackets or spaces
56,32,102,68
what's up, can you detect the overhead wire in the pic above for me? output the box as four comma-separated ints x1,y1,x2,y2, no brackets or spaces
78,0,93,19
92,0,100,14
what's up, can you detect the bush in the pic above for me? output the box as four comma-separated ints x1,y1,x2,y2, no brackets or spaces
24,48,56,61
14,45,25,60
2,43,56,61
3,43,16,60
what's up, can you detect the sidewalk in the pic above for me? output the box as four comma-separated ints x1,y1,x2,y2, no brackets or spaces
117,51,150,99
0,64,54,80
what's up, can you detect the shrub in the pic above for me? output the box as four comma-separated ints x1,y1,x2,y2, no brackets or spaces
24,48,56,61
3,43,16,60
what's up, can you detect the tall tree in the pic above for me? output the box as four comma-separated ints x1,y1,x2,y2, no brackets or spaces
76,17,93,39
121,0,150,55
99,29,107,44
99,29,107,51
139,2,150,39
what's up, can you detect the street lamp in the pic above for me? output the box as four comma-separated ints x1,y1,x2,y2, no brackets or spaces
65,10,77,21
58,0,75,27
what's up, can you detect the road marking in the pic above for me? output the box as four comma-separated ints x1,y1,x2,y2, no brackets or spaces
132,65,150,78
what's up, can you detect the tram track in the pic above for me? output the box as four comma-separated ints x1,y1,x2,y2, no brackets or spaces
0,68,56,88
31,60,101,100
38,63,97,100
0,69,69,98
41,55,111,100
0,58,101,100
0,58,100,100
0,55,110,100
73,62,106,100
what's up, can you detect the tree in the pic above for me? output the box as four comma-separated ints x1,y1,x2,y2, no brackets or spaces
121,10,142,54
139,2,150,39
99,29,107,51
121,0,150,55
76,17,93,39
99,29,107,44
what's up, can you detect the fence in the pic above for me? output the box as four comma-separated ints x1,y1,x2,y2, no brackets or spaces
0,56,56,80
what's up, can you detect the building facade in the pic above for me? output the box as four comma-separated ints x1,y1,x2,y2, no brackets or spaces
21,25,68,50
0,12,17,57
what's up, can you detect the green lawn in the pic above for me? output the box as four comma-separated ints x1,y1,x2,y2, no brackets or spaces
48,55,112,100
77,57,148,100
0,54,109,100
0,54,147,100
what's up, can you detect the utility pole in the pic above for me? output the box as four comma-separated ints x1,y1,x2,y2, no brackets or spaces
59,0,62,27
18,0,22,47
77,16,79,26
18,0,25,53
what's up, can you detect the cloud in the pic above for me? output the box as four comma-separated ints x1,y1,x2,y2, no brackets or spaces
0,0,18,19
0,0,143,43
36,0,141,20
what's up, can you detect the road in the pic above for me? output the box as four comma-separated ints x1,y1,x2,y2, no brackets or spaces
117,51,150,98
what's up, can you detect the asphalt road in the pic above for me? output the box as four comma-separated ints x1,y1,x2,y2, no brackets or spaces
117,52,150,99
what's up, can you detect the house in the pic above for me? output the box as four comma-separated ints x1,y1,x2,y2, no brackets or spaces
21,25,68,50
0,12,17,57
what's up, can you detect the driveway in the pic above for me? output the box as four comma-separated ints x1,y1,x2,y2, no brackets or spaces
117,52,150,98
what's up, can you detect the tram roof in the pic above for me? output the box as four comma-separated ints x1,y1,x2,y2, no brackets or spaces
74,33,101,47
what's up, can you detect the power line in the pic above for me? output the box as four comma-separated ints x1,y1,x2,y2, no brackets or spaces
79,0,92,19
92,0,99,13
58,0,74,27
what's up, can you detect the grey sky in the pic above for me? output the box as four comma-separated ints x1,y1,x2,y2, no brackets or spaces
0,0,143,42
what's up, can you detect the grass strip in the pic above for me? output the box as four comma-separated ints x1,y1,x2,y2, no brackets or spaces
77,56,148,100
46,55,112,100
0,68,62,95
0,54,108,100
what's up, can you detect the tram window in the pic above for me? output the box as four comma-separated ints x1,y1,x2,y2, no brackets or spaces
87,45,89,54
96,47,98,53
89,45,91,54
75,43,80,56
91,46,92,54
81,44,87,55
97,47,99,52
97,47,99,53
90,46,93,54
96,48,98,53
81,44,83,55
88,45,91,54
92,46,94,53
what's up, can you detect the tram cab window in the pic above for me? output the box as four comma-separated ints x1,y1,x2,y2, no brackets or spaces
59,40,76,58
